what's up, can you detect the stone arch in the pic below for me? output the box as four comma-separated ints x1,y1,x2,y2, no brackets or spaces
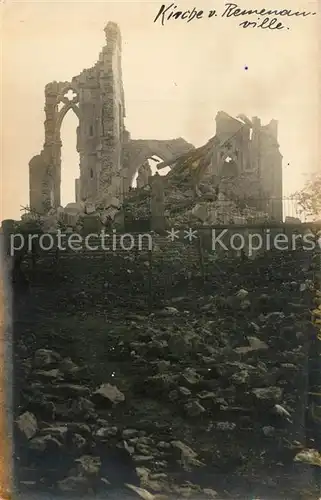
41,82,80,208
128,150,166,187
55,102,80,137
56,104,80,206
122,138,194,192
132,155,165,188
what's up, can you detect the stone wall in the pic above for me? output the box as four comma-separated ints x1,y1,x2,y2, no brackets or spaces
212,111,252,176
202,113,283,221
146,112,284,225
29,23,126,213
95,22,125,202
28,23,283,223
258,119,283,219
28,23,194,215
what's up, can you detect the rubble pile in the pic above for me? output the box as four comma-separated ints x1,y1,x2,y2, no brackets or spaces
122,186,152,222
13,248,320,498
20,196,123,233
124,179,269,227
122,137,274,226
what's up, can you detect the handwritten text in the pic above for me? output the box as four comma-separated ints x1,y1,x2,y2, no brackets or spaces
153,3,317,30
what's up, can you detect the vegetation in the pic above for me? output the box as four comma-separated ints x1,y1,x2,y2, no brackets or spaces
293,172,321,221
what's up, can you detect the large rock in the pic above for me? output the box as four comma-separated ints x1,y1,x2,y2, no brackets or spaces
28,434,63,452
252,387,283,405
184,400,206,417
170,441,204,470
38,425,68,442
16,412,38,440
92,383,125,407
49,383,91,398
33,349,62,369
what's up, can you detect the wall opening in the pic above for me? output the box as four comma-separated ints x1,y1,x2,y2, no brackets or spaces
222,158,238,178
131,155,166,187
60,109,80,207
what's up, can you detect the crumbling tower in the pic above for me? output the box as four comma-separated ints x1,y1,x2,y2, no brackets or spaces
29,22,126,213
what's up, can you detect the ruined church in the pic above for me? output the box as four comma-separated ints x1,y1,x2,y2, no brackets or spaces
29,22,283,223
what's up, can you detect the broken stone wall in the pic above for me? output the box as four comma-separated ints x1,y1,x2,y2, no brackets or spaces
202,113,283,222
96,22,125,202
29,152,53,214
73,66,101,203
28,23,195,215
29,80,80,213
249,117,283,219
212,112,252,178
29,23,125,213
259,120,283,220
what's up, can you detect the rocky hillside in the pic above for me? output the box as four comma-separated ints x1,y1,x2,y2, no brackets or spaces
13,246,321,499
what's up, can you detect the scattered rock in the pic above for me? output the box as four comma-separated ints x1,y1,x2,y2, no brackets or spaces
125,483,161,500
75,455,101,476
180,368,202,387
33,349,61,369
236,289,249,300
50,383,91,398
184,400,206,417
171,441,204,469
273,404,292,421
33,369,63,381
294,448,321,467
72,433,87,450
158,307,179,316
95,426,118,439
262,426,275,437
92,383,125,406
178,386,191,397
203,488,218,498
16,412,38,440
57,475,91,493
216,421,236,431
123,428,140,439
252,387,283,405
15,246,317,498
28,435,63,452
39,425,68,441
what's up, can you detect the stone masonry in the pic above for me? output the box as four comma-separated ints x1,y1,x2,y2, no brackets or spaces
212,112,283,220
29,22,193,215
29,22,283,223
157,111,283,221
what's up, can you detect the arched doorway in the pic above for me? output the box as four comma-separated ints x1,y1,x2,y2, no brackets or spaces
131,155,167,188
60,108,80,206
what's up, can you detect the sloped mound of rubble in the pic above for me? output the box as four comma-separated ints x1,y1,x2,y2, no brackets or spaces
13,248,320,499
124,179,269,227
123,132,272,227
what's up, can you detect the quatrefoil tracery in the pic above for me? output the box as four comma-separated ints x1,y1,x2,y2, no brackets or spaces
57,88,79,106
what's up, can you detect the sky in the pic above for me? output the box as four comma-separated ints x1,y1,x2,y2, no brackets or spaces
1,0,320,219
